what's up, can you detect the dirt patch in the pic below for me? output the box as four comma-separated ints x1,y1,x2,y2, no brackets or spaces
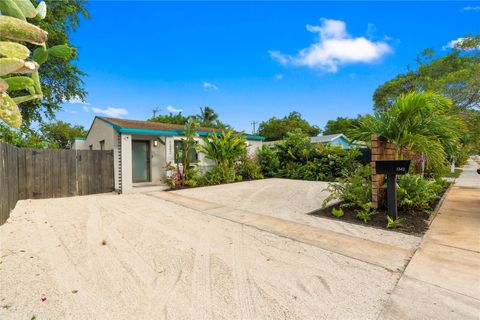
310,204,429,235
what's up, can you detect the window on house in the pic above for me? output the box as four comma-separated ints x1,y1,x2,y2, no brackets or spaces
174,140,198,164
89,145,93,150
100,140,105,150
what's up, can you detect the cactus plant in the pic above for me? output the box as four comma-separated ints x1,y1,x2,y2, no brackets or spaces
0,79,8,93
0,0,73,128
4,76,34,91
0,92,22,128
0,16,48,45
0,41,31,59
12,0,38,19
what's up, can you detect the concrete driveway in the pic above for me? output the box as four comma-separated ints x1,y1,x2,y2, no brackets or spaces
1,179,419,319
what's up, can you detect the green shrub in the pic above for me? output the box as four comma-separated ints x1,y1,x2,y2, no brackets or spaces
331,207,344,218
259,129,361,182
322,165,372,209
236,155,263,180
356,205,376,223
258,145,281,177
185,168,203,187
201,166,236,185
396,174,445,212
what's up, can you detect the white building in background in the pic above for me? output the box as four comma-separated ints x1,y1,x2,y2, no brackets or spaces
72,116,264,193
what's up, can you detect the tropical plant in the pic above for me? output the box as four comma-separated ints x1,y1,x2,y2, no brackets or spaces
0,0,75,128
322,165,372,209
258,145,281,177
356,205,376,223
198,106,218,126
236,154,263,180
177,117,199,182
201,165,237,185
331,207,344,218
199,130,247,170
386,215,405,229
396,174,446,212
258,129,361,181
350,92,463,171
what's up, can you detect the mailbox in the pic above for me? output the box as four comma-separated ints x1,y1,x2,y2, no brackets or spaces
375,160,411,175
374,160,411,219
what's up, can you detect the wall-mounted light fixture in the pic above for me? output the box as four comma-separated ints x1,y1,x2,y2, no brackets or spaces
153,140,158,147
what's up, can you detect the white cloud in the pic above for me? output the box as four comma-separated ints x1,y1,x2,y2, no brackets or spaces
443,37,480,51
166,105,183,114
63,95,90,105
91,107,128,118
269,18,392,73
203,82,218,90
64,109,78,114
462,6,480,11
82,105,90,112
275,74,284,80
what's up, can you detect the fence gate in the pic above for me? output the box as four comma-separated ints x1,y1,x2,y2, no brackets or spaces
0,142,114,224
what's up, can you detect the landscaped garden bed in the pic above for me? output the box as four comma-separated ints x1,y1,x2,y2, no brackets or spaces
310,185,449,235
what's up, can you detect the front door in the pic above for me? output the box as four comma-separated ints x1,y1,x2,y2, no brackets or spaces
132,140,150,183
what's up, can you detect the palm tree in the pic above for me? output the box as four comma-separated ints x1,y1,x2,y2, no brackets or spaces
350,92,463,170
198,106,218,126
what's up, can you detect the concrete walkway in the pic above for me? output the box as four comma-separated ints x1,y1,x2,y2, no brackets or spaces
151,191,414,272
380,159,480,319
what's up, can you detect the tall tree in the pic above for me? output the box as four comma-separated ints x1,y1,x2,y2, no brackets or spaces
198,106,218,126
258,111,320,141
40,120,87,148
351,92,463,171
323,115,364,135
0,123,48,148
149,112,189,125
18,0,90,126
373,33,480,111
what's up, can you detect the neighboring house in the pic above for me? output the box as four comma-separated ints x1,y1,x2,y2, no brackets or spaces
264,133,363,149
310,133,353,149
72,116,264,193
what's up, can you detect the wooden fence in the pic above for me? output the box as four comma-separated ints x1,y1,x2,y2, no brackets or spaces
0,141,114,224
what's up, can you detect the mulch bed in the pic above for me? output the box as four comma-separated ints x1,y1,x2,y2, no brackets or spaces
309,186,450,236
309,204,429,235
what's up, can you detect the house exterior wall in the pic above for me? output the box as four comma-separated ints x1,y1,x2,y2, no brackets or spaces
329,137,351,149
165,136,216,174
75,117,263,193
129,134,167,186
72,118,122,192
246,140,263,157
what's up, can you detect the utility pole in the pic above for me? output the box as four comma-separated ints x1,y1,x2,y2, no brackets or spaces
152,107,160,118
251,120,258,134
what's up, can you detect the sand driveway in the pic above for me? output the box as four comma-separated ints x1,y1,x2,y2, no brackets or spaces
1,179,420,319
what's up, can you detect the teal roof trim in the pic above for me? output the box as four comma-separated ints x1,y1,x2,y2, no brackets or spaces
74,137,86,140
95,116,265,141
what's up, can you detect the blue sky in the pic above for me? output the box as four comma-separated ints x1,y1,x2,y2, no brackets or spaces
58,1,479,133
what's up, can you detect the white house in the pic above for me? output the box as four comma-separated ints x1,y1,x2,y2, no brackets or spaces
72,116,264,193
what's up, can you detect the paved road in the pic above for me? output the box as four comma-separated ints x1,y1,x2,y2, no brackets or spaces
379,159,480,319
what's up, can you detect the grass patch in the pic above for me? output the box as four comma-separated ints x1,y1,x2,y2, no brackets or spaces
442,168,462,178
